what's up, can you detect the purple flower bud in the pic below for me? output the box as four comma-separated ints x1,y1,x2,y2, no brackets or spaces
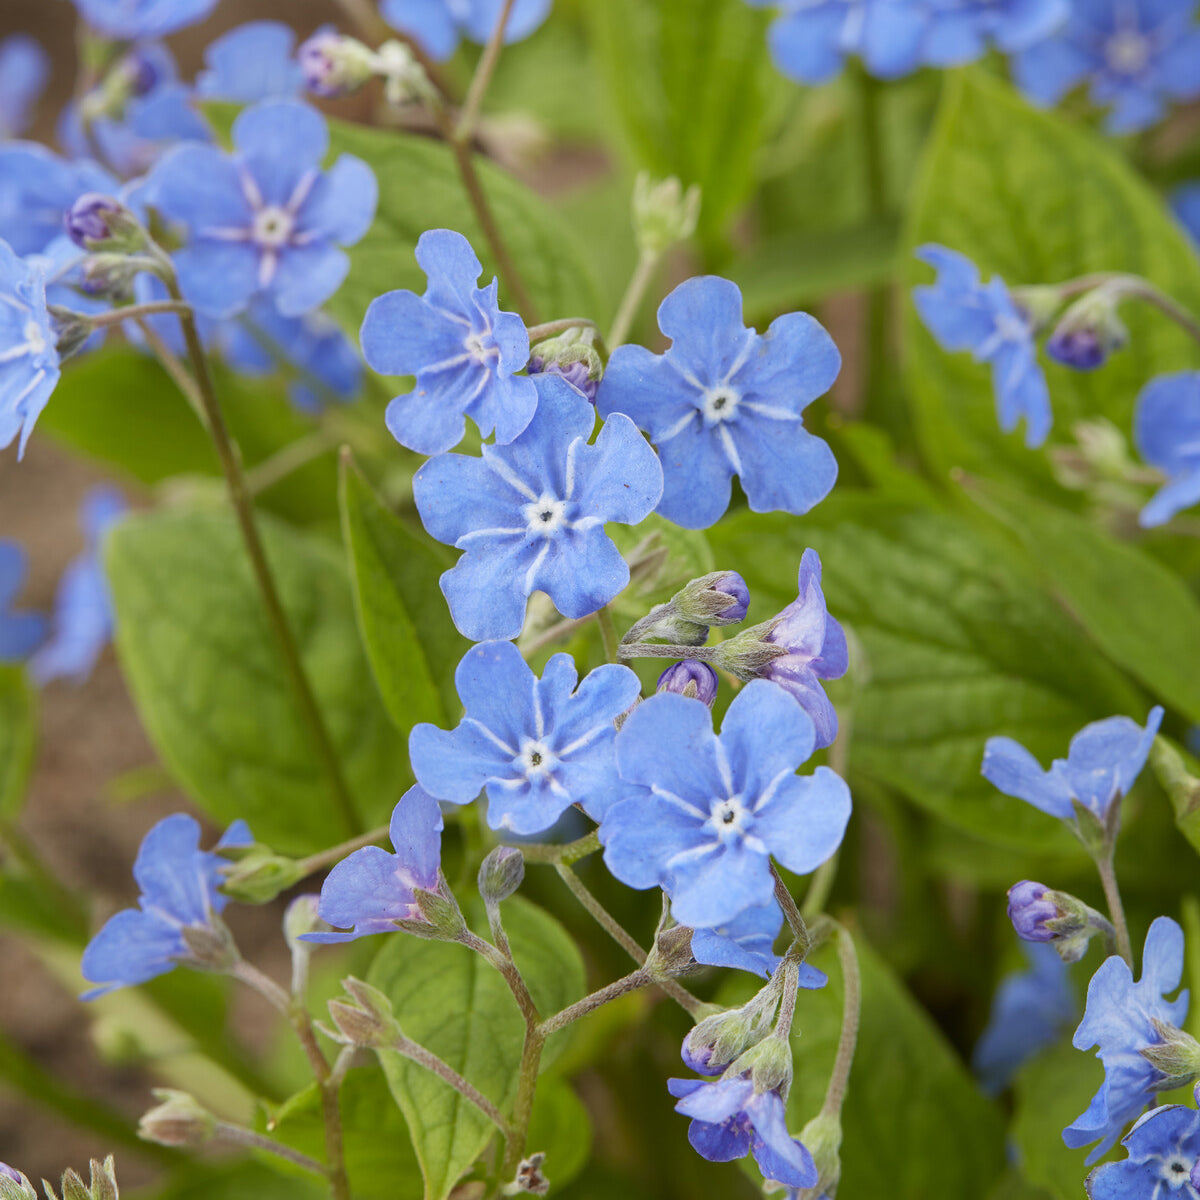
298,30,373,98
657,660,719,707
1007,880,1060,943
529,356,598,403
1046,327,1107,371
117,48,161,96
712,571,749,622
680,1036,720,1075
0,1166,22,1183
65,192,124,247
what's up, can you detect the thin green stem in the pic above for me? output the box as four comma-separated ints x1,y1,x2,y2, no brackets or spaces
618,643,721,663
771,960,801,1045
214,1122,328,1176
456,0,516,141
296,825,391,879
87,300,191,328
519,614,595,658
390,1034,511,1135
596,607,619,664
500,1025,546,1181
771,863,810,951
525,318,605,349
539,968,653,1037
821,926,861,1119
1096,851,1134,967
164,278,361,838
134,317,208,428
243,432,339,496
519,830,600,865
460,930,541,1027
608,251,659,349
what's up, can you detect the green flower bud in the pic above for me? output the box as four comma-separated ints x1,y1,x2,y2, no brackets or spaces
646,923,694,980
0,1167,36,1200
179,914,240,973
730,1036,793,1096
632,173,701,257
1141,1021,1200,1092
479,847,525,905
138,1090,217,1149
327,977,403,1049
221,846,305,905
43,1159,119,1200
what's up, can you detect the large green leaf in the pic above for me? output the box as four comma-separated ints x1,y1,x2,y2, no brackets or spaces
0,666,35,820
367,897,585,1200
709,494,1142,852
970,481,1200,723
339,456,465,733
583,0,784,261
324,118,598,332
106,507,406,852
904,68,1200,484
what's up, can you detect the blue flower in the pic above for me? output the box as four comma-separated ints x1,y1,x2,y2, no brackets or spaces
1012,0,1200,134
597,275,839,530
689,899,831,982
80,813,252,999
220,299,362,414
1174,183,1200,248
972,943,1075,1095
1067,917,1191,1164
982,706,1163,822
410,640,640,834
379,0,552,62
0,35,49,139
29,487,125,685
1134,371,1200,528
195,21,305,102
361,229,538,455
668,1074,818,1188
760,548,848,751
413,373,663,642
0,143,116,257
69,0,219,39
743,0,933,83
600,680,851,929
0,238,60,459
922,0,1069,64
913,244,1052,448
59,44,211,178
147,100,377,319
1087,1103,1200,1199
304,787,444,944
0,541,47,661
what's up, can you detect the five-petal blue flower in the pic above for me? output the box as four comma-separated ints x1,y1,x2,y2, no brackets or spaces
1087,1103,1200,1199
413,373,663,642
80,813,252,999
1134,371,1200,528
913,244,1052,449
361,229,538,455
147,100,377,319
195,21,305,103
982,706,1164,822
1066,917,1190,1164
598,275,839,530
668,1075,818,1188
600,680,851,929
410,640,641,834
380,0,552,62
0,238,60,459
304,786,444,943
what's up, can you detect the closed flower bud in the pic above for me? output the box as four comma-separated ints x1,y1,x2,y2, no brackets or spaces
731,1035,793,1096
479,846,525,905
0,1165,36,1200
528,327,604,403
796,1110,842,1200
647,922,694,980
79,253,142,299
138,1090,217,1148
411,880,467,940
1007,880,1064,943
632,172,701,257
44,1159,119,1200
709,622,788,678
49,307,97,362
221,846,305,905
682,1001,774,1076
1009,284,1064,333
327,977,403,1049
298,29,375,97
1007,881,1111,964
373,40,437,108
1141,1021,1200,1093
1046,289,1129,372
677,571,750,627
656,660,718,707
283,894,326,948
65,194,142,252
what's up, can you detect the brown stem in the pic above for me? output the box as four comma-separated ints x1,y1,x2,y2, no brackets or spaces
460,930,541,1027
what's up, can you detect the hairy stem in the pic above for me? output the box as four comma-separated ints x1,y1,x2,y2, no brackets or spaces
608,251,659,349
390,1034,511,1134
771,863,810,952
457,0,516,141
1096,850,1134,967
296,825,391,879
244,429,340,496
500,1024,546,1182
821,925,861,1119
617,643,721,663
539,967,654,1037
165,281,361,837
87,300,192,328
519,613,598,658
519,830,600,865
772,960,801,1045
460,930,541,1027
214,1123,328,1177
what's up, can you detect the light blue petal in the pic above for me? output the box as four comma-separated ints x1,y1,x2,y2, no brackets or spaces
454,640,538,751
1133,371,1200,476
131,813,211,924
173,241,261,319
413,452,524,544
380,0,461,60
571,411,664,523
595,343,700,440
415,228,484,313
753,767,851,876
270,242,349,316
601,793,708,890
300,154,377,245
233,101,329,192
719,679,815,797
732,421,838,516
80,907,183,997
654,417,735,529
529,525,631,619
440,541,535,641
148,142,251,235
614,692,725,800
768,7,848,84
669,841,775,937
409,721,497,803
195,21,303,102
656,276,756,387
982,735,1075,819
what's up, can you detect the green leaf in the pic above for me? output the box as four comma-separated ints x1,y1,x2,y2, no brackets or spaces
339,455,466,732
323,117,599,332
0,666,35,819
106,507,407,853
720,933,1006,1199
261,1068,421,1200
903,68,1200,485
709,495,1142,851
367,897,585,1200
969,480,1200,724
583,0,785,259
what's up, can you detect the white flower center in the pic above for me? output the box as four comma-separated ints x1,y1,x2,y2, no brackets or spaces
1106,30,1150,74
253,205,295,249
23,318,45,357
523,494,569,536
518,739,556,779
702,385,740,423
992,312,1029,343
465,331,496,363
709,796,751,840
1159,1154,1192,1184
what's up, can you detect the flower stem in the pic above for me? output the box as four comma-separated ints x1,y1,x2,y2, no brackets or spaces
460,930,541,1027
456,0,516,142
1096,850,1134,967
617,643,721,662
595,606,619,664
519,830,600,865
771,960,801,1045
538,967,654,1037
88,300,192,328
389,1034,511,1135
820,925,861,1119
163,280,361,838
133,317,209,429
295,825,391,879
608,251,660,349
500,1024,546,1182
771,862,810,952
214,1122,328,1177
243,429,340,496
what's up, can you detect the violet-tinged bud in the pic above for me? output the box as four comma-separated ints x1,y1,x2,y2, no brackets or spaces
796,1111,842,1200
66,194,123,248
138,1090,217,1148
676,571,750,627
682,1004,771,1076
298,28,375,97
1141,1021,1200,1093
632,172,701,257
0,1166,35,1200
1046,289,1129,372
479,846,525,905
116,48,160,97
1006,880,1061,943
528,327,603,403
327,976,403,1049
79,253,141,299
731,1035,793,1096
49,307,97,361
656,660,718,707
709,621,788,678
1006,880,1110,964
1010,284,1064,333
